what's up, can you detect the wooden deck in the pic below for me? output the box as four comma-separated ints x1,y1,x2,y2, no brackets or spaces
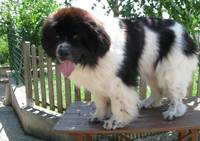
54,97,200,141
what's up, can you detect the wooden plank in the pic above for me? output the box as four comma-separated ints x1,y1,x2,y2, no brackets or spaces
27,44,33,99
84,89,91,102
179,131,191,141
139,78,147,100
54,97,200,134
191,129,198,141
23,43,29,101
178,130,188,140
47,57,55,111
187,81,193,97
75,86,81,101
31,45,39,105
197,70,200,96
65,78,71,108
23,42,33,104
85,134,93,141
56,63,63,113
38,47,47,108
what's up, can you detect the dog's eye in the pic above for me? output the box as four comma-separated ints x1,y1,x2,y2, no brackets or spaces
56,35,60,39
72,34,79,40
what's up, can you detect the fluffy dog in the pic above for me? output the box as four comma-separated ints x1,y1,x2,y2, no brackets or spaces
41,7,197,130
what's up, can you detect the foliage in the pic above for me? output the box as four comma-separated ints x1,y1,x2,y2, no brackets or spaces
0,0,60,45
107,0,143,17
142,0,200,37
0,36,9,65
106,0,200,39
64,0,72,6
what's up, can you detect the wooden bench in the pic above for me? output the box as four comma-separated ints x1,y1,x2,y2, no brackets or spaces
54,97,200,141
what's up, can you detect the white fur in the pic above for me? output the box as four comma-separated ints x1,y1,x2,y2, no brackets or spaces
68,17,197,129
70,18,139,130
138,23,198,120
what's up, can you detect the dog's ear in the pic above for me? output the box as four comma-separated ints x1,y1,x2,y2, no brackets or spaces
84,21,111,57
41,23,58,58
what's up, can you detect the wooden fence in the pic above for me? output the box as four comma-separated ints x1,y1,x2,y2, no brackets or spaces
23,42,92,113
23,42,199,113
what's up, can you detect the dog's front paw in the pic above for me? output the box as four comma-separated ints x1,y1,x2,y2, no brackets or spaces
103,118,125,130
162,110,176,120
162,103,187,120
137,99,153,109
88,115,103,124
138,99,161,109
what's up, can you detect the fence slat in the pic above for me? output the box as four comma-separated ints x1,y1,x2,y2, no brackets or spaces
65,78,71,108
139,78,147,100
31,45,39,105
84,89,91,102
23,42,33,104
47,57,55,110
56,64,63,113
75,86,81,101
38,47,47,108
188,81,193,96
197,71,200,96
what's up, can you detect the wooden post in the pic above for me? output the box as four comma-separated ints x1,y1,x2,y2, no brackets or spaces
56,63,63,113
23,41,33,105
38,47,47,108
75,86,81,101
65,78,71,108
197,69,200,96
85,134,93,141
47,57,55,110
139,78,147,100
84,89,91,102
187,74,194,96
191,129,198,141
31,45,39,105
179,130,188,141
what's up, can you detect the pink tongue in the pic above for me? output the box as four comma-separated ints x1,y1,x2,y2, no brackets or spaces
59,60,75,77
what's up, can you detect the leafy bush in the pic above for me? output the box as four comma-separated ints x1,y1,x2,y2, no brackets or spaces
0,0,60,45
0,36,9,65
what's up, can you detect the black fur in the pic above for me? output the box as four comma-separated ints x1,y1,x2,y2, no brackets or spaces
136,17,176,68
136,17,175,31
182,32,197,56
42,8,197,88
117,17,177,86
42,7,110,67
132,17,176,68
117,18,145,86
154,28,175,68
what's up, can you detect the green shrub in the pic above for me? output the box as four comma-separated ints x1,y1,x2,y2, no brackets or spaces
0,36,9,65
0,0,60,45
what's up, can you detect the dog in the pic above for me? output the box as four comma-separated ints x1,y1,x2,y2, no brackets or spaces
41,7,197,130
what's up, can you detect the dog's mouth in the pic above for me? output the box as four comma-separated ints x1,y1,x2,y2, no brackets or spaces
59,60,75,77
55,45,76,77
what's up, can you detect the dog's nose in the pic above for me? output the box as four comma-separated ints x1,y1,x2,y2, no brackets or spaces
58,44,70,59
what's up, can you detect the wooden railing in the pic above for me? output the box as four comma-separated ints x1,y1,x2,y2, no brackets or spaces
23,42,91,113
23,42,199,113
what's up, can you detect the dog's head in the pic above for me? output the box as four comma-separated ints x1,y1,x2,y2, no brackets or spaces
42,7,110,73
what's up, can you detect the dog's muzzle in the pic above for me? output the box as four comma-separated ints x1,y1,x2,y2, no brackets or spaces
56,43,72,63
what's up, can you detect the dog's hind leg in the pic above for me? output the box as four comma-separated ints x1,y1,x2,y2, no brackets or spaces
162,70,190,120
162,84,187,120
138,77,162,109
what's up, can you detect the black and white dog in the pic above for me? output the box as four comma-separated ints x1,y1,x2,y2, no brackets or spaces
42,7,197,130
